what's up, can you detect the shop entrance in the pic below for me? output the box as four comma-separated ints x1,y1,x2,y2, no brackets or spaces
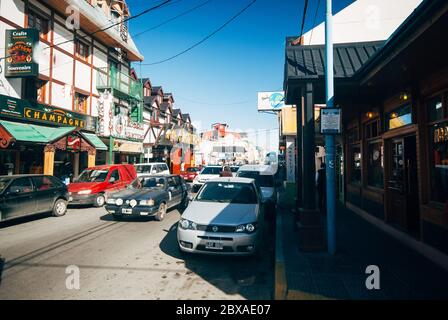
386,135,420,237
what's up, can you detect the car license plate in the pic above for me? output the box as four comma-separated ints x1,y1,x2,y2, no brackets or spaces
122,208,132,214
205,241,223,250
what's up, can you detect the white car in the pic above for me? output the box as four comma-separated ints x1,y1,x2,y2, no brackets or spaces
192,165,222,192
134,163,170,177
177,177,264,255
236,165,278,209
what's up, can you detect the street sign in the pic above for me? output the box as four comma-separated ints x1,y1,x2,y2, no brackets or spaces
320,107,341,134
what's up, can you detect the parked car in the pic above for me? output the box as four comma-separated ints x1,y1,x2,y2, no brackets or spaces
134,162,170,177
192,165,223,192
177,177,264,255
236,165,278,211
180,167,200,182
105,175,189,221
0,174,69,222
68,164,137,207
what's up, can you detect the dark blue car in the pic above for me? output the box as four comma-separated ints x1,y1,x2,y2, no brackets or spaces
105,175,189,221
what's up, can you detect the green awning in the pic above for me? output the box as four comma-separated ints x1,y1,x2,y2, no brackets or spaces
0,120,76,143
81,132,108,151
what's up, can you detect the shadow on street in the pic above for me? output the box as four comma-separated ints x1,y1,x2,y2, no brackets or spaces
159,220,275,300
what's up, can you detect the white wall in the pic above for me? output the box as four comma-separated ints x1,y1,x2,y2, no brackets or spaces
0,0,25,98
75,60,91,92
302,0,423,45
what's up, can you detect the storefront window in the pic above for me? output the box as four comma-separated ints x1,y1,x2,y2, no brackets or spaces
74,93,88,114
427,95,444,123
430,122,448,203
386,104,412,130
350,144,361,184
367,141,384,188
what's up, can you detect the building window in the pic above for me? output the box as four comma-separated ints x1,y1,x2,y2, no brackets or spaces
36,79,47,104
364,119,383,188
386,104,412,130
429,121,448,204
28,10,50,41
75,40,90,62
349,144,362,184
427,94,444,123
367,141,384,188
74,93,88,114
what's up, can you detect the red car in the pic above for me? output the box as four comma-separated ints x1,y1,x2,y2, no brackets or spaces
68,164,137,207
180,167,200,182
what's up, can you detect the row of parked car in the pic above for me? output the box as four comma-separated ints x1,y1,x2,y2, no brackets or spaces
0,163,279,256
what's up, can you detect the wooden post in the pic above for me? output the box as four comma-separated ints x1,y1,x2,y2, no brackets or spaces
44,145,55,175
88,148,96,168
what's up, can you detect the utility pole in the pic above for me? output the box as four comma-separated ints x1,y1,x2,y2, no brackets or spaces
325,0,336,255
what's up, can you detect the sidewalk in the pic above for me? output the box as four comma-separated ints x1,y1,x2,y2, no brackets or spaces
275,200,448,300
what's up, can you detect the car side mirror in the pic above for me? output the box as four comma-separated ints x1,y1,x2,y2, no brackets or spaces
109,177,116,184
188,194,194,201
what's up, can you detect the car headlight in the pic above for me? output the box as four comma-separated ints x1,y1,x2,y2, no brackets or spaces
140,199,155,206
130,199,137,208
78,190,92,195
106,198,116,205
236,223,257,233
179,219,197,230
116,198,123,206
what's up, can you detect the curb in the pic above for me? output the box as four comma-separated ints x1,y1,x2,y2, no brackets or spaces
274,206,287,300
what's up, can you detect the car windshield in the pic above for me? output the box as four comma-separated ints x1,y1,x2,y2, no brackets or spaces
200,167,222,175
0,177,12,193
135,165,151,173
77,169,108,182
129,177,166,190
237,171,274,188
196,182,257,204
230,167,239,172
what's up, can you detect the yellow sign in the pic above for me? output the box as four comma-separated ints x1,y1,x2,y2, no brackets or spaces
24,108,85,128
281,107,297,135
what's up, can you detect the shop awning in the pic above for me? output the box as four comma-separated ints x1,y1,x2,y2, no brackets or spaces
81,132,108,151
0,120,76,143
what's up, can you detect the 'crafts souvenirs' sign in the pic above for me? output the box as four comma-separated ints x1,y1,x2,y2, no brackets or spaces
5,28,39,78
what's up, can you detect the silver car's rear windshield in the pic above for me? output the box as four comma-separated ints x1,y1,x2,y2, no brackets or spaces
237,171,274,187
196,182,257,204
200,167,222,175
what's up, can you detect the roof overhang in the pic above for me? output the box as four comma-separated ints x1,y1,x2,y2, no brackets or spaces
43,0,144,61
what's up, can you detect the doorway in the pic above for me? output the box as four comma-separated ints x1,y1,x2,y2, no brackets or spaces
386,135,420,237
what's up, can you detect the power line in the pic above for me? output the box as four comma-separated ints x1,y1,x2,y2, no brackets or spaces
308,0,321,45
299,0,310,39
0,0,173,61
175,95,251,106
141,0,257,66
133,0,213,39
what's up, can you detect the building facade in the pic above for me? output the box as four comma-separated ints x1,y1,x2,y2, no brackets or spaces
284,0,448,264
0,0,144,178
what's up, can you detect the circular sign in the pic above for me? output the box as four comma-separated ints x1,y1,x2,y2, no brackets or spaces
269,93,285,109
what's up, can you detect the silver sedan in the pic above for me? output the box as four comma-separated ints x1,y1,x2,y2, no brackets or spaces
177,177,264,256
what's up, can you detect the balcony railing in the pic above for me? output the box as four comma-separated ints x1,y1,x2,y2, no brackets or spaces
97,67,143,100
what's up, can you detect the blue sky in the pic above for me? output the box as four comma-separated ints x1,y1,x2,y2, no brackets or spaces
127,0,353,151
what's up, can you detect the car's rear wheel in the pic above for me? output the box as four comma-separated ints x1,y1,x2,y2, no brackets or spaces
52,199,67,217
155,203,167,221
93,194,105,207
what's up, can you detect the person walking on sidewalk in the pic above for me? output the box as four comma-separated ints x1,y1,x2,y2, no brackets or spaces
316,162,326,213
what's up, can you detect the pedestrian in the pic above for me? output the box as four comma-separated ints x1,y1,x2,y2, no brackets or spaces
220,165,233,177
316,162,326,213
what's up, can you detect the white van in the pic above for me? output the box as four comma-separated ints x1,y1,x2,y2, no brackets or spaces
134,163,170,177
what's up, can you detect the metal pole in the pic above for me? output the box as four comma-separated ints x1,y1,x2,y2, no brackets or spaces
325,0,336,254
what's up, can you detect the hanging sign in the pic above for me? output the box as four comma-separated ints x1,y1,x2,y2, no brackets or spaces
5,28,39,78
320,107,341,135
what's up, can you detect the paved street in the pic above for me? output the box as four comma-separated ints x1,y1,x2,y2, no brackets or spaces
0,205,274,300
